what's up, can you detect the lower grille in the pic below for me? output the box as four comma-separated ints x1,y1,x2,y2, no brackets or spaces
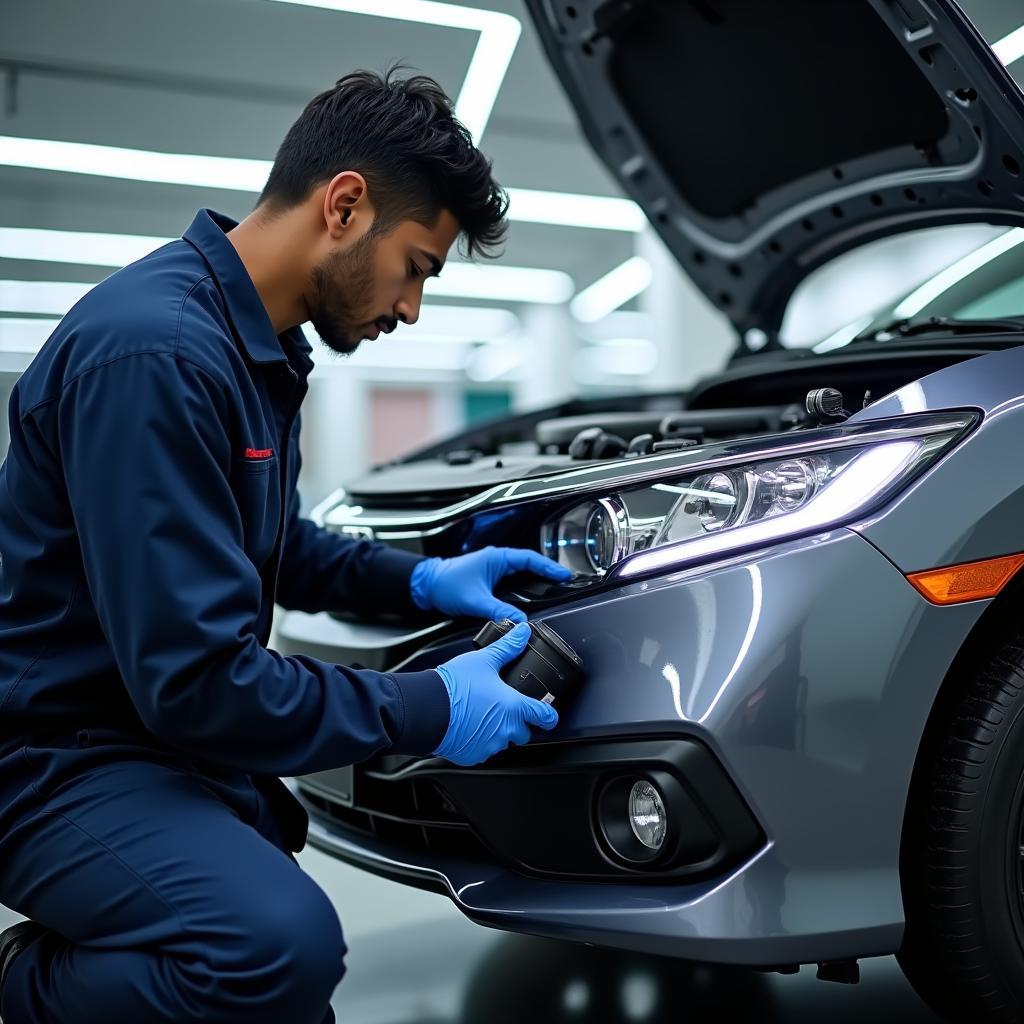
298,770,491,862
300,738,766,883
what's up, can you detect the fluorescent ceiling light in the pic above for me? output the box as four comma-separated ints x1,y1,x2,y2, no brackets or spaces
0,280,92,316
993,24,1024,67
570,257,653,323
260,0,521,141
412,304,519,340
893,227,1024,318
0,226,573,305
0,269,567,314
0,137,642,233
0,316,60,353
304,329,471,372
425,263,574,303
0,226,169,267
0,136,270,191
507,187,646,232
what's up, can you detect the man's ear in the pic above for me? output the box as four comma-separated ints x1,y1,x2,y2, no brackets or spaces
323,170,370,239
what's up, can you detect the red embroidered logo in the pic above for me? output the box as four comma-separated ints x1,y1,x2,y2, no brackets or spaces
244,447,274,459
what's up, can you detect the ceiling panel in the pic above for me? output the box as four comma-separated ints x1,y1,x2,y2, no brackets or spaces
0,0,1019,313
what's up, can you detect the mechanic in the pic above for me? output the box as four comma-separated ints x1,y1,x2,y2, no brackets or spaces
0,68,570,1023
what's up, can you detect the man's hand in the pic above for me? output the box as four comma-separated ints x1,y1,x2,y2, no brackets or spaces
432,622,558,765
410,546,571,623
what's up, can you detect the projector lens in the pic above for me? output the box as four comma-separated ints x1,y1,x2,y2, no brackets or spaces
584,498,625,573
628,780,667,850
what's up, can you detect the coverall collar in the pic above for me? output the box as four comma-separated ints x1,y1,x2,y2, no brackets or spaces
182,208,313,369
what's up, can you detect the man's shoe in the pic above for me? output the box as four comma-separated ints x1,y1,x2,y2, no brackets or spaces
0,920,47,991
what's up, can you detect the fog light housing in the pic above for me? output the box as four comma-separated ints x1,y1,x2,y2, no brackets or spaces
628,780,667,850
596,772,684,867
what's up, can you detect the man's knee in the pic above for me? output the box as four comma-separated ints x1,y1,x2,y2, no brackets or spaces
182,877,346,1022
249,879,347,998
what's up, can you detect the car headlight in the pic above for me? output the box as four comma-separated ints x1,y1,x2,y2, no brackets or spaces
541,415,972,581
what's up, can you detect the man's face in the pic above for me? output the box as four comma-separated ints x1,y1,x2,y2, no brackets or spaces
306,208,460,356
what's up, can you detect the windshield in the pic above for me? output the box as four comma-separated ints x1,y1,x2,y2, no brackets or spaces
884,228,1024,322
805,227,1024,353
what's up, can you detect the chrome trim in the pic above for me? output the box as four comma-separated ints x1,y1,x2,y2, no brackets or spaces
320,412,977,535
371,524,452,541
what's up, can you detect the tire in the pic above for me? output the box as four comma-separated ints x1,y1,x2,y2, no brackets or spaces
898,631,1024,1023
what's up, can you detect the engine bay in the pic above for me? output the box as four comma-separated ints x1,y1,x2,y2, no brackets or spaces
342,344,992,508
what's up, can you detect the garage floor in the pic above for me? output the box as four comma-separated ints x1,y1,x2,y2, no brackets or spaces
0,846,945,1021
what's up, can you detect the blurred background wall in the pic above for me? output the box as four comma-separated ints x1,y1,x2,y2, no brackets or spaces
0,0,1022,510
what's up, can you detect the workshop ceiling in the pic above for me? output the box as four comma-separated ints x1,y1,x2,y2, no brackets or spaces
0,0,1020,300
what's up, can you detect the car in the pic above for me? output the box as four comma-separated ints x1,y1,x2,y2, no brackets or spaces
277,2,1024,1020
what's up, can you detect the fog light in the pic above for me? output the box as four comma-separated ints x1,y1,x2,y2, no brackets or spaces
628,780,667,850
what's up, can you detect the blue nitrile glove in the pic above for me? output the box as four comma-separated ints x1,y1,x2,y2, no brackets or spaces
410,546,572,623
432,621,559,766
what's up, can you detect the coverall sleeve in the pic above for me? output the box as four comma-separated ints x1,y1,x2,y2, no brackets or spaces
57,351,449,777
273,412,425,618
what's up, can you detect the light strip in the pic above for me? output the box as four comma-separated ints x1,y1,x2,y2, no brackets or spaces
0,280,92,316
0,316,60,353
0,226,170,267
408,303,519,339
425,263,574,303
0,136,270,191
506,188,646,232
0,305,512,366
259,0,521,141
993,24,1024,67
892,227,1024,319
0,229,579,312
570,257,653,322
0,136,643,232
0,270,569,313
618,442,920,579
302,329,471,372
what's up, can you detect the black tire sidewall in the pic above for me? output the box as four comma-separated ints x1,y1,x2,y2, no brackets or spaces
976,697,1024,1008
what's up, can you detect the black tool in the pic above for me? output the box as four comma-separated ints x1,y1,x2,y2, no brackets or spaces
473,618,585,706
805,387,850,422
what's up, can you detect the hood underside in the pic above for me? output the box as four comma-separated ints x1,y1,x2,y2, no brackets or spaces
525,0,1024,340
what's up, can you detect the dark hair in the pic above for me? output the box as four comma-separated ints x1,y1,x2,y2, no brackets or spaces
258,66,509,259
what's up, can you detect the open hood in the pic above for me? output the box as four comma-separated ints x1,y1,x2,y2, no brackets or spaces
525,0,1024,344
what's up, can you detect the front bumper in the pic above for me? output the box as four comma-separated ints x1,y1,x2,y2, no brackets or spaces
279,528,986,965
298,736,764,883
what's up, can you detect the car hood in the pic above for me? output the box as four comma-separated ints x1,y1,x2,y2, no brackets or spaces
524,0,1024,342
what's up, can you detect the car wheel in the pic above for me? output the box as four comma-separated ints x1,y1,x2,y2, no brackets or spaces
898,631,1024,1023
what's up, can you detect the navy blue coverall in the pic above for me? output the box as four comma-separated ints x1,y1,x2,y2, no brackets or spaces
0,209,451,1023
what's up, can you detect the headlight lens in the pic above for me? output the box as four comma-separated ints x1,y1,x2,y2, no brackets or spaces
541,426,960,580
584,498,625,573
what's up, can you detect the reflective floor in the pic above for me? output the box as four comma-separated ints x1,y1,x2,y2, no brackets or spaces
333,919,947,1024
308,849,945,1024
0,845,946,1022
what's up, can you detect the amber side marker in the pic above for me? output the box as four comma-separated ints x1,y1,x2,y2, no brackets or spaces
906,553,1024,605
